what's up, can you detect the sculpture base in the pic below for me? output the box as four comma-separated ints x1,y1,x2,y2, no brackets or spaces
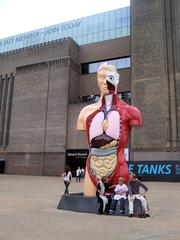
57,193,146,217
57,193,98,213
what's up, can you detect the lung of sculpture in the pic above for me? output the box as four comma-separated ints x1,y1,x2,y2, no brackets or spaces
77,64,142,196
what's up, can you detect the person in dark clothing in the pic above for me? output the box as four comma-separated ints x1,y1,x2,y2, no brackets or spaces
137,175,143,182
128,173,150,218
96,177,112,215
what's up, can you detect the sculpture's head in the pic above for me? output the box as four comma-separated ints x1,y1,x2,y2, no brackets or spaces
97,63,119,96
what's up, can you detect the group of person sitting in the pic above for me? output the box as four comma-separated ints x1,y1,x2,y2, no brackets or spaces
96,173,150,218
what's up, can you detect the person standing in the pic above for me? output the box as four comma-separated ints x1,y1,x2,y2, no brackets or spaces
76,167,81,182
128,173,150,218
81,168,84,179
62,169,72,195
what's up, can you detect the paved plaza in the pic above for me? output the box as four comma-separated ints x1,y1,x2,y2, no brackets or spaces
0,175,180,240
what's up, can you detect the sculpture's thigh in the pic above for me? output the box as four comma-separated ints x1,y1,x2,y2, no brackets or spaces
84,169,96,196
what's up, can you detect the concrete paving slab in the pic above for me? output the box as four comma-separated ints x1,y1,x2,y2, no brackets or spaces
0,175,180,240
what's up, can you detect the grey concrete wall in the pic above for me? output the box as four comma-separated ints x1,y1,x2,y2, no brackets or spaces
131,0,180,159
79,37,130,63
0,39,81,175
66,103,87,149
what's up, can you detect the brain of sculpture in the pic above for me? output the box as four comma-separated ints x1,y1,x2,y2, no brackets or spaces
77,64,142,196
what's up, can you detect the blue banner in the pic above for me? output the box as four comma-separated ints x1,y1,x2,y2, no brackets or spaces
127,161,180,182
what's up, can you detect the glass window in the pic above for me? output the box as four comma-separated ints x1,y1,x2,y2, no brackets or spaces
93,15,99,33
122,26,128,37
126,58,131,67
103,30,110,41
108,59,116,65
89,63,99,73
67,24,73,37
115,28,122,38
81,64,89,74
98,32,104,41
104,12,109,31
81,57,131,74
87,16,93,34
109,11,116,30
76,37,82,45
77,19,83,36
81,35,88,45
109,29,116,39
98,13,104,32
92,32,99,43
116,57,130,69
87,34,93,44
115,9,122,28
122,17,128,26
127,6,130,16
117,91,131,104
0,7,130,53
82,18,88,35
122,7,129,28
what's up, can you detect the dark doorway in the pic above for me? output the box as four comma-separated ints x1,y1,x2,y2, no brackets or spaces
66,149,89,176
0,159,5,174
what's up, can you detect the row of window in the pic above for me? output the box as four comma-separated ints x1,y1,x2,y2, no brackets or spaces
75,26,130,45
0,74,14,147
81,57,130,74
78,92,131,104
0,7,130,53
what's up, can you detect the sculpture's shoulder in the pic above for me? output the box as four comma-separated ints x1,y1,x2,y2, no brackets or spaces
118,100,142,127
77,102,101,130
125,102,141,117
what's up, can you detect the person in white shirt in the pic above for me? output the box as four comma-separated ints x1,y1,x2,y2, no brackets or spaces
76,167,81,182
109,177,128,214
62,169,72,194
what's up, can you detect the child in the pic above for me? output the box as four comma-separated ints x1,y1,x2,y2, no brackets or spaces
109,177,128,214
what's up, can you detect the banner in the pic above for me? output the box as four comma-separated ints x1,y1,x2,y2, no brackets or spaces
66,150,180,182
127,161,180,182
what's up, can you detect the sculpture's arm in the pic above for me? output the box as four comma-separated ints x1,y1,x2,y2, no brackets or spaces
77,109,87,130
127,105,142,127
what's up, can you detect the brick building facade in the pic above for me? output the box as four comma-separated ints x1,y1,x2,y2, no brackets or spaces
0,1,179,175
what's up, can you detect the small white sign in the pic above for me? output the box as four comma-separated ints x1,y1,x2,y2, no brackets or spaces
124,148,129,161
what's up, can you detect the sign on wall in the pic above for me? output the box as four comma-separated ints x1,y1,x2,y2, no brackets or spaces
66,149,89,169
127,161,180,182
124,148,129,161
66,150,180,182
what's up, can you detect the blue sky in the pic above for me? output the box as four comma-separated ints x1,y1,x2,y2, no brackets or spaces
0,0,130,38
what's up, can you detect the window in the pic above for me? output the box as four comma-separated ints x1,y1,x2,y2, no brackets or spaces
77,91,131,104
0,74,14,147
81,57,131,74
0,7,130,53
89,63,99,73
118,91,131,104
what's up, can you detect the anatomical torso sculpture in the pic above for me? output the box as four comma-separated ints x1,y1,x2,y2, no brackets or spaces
77,64,142,196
